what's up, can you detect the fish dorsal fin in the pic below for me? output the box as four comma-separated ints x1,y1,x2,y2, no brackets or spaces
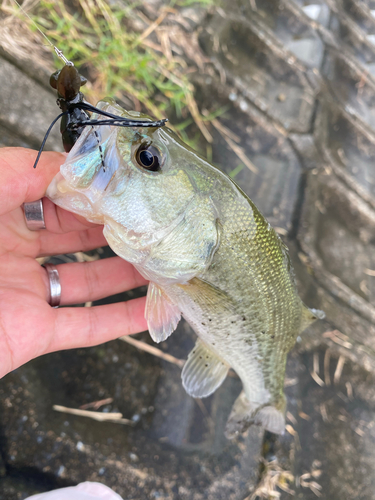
145,283,181,343
300,304,325,333
182,339,230,398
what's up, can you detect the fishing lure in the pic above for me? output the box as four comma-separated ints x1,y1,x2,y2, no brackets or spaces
33,50,168,169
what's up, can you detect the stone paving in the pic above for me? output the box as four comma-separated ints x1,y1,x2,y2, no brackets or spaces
1,1,375,499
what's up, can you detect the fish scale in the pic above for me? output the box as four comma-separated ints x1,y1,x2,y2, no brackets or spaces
47,99,324,437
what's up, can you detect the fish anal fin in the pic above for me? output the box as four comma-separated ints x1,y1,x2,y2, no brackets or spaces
145,282,181,343
225,391,286,439
182,339,229,398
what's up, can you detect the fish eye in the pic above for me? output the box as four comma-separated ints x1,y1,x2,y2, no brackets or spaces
135,143,162,172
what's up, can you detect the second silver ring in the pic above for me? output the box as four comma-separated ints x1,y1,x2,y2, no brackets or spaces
44,264,62,308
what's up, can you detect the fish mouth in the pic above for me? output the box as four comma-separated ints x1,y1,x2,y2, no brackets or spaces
46,171,106,224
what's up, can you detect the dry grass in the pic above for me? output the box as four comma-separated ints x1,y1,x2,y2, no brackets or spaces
119,335,185,368
0,0,214,143
246,460,295,500
53,404,134,425
0,0,53,70
246,458,323,499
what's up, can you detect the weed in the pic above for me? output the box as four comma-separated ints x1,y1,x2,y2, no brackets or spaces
5,0,215,142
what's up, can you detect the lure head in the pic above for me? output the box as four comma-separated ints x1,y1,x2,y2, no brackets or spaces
47,100,224,284
50,65,87,101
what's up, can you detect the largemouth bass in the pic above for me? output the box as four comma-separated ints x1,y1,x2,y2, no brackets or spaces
46,100,324,437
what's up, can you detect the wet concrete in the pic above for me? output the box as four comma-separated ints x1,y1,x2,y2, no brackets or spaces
1,0,375,498
0,56,60,150
0,322,262,499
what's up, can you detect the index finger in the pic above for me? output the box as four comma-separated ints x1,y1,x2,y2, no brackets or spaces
0,147,66,215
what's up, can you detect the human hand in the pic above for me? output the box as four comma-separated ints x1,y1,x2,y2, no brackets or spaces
0,147,148,379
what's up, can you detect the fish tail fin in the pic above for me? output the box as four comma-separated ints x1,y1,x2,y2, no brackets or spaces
300,303,325,333
225,391,286,439
255,405,286,434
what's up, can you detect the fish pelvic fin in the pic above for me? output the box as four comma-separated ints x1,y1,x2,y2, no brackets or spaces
225,391,286,439
145,282,181,343
300,303,326,333
182,339,230,398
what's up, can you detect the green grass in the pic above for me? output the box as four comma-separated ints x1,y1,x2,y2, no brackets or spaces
229,164,245,179
27,0,215,143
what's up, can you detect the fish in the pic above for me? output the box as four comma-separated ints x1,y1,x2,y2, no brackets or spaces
46,99,325,437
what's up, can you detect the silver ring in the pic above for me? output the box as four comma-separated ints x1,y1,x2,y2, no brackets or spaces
44,264,62,308
23,199,46,231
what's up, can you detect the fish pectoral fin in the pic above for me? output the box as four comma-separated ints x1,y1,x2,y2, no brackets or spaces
182,339,229,398
145,283,181,343
225,391,286,438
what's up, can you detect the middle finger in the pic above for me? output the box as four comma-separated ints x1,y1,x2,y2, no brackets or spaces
38,225,107,257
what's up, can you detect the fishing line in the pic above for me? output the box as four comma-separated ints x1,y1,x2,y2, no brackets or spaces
10,0,74,66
